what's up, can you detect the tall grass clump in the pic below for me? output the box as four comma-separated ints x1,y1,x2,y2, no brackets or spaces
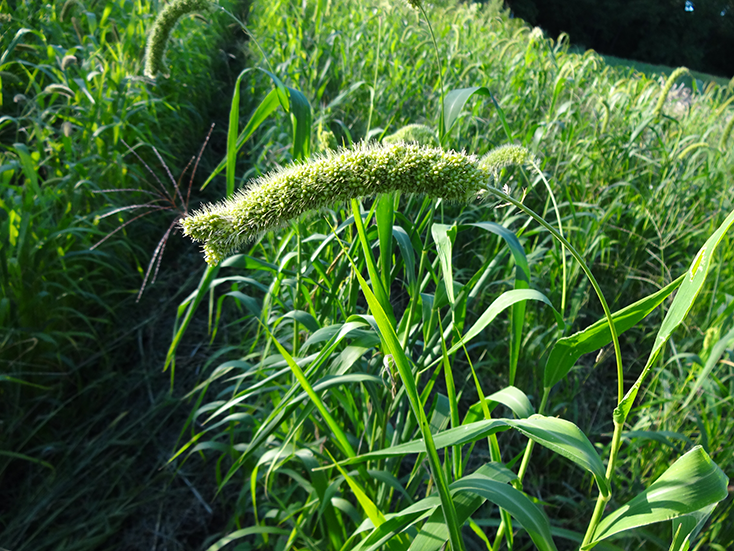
0,0,256,548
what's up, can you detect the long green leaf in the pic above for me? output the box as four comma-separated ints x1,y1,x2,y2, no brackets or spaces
585,446,728,548
452,474,558,551
393,225,416,291
267,328,356,458
440,289,563,362
354,463,517,551
204,526,290,551
512,415,609,498
469,221,530,385
407,463,518,551
616,207,734,423
431,223,457,306
376,194,395,293
545,275,683,389
682,324,734,407
288,85,312,160
339,238,466,551
463,385,535,424
669,504,716,551
201,88,280,191
442,86,490,141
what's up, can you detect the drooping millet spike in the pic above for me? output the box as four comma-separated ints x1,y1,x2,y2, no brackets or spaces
182,141,493,265
144,0,211,79
382,124,440,147
652,67,689,120
478,144,536,177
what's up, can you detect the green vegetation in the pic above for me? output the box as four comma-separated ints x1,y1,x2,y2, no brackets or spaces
2,0,734,550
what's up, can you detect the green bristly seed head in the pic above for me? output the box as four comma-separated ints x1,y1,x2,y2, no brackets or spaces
383,124,439,147
316,123,338,153
720,114,734,151
478,144,535,178
182,142,492,265
653,67,689,120
144,0,211,79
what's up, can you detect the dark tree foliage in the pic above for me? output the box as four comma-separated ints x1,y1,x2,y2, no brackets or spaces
505,0,734,77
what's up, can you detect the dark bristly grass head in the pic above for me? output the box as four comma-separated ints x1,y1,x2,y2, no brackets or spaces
92,125,214,300
144,0,212,78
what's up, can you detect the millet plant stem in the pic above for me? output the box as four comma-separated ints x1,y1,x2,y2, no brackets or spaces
482,185,625,548
335,216,467,551
531,159,567,315
365,14,382,136
417,4,446,141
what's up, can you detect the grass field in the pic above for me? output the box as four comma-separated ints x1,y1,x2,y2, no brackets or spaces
2,0,733,549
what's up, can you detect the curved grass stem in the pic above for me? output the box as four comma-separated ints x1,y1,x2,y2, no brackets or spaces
483,185,624,549
484,186,624,404
530,160,567,315
418,4,446,141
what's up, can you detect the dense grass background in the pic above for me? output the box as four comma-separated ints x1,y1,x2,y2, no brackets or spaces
2,0,733,549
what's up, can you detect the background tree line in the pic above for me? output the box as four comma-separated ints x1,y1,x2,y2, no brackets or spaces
505,0,734,77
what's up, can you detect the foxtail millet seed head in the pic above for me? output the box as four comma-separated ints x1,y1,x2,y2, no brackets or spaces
383,124,439,147
144,0,211,79
478,144,535,178
653,67,689,120
182,141,493,265
61,55,77,69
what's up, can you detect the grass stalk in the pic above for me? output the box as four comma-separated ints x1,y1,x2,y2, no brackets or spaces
417,4,446,141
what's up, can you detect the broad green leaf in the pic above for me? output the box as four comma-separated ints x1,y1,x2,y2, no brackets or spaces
452,474,558,551
463,385,535,425
407,463,518,551
544,275,682,389
512,415,609,498
442,86,491,141
585,446,728,548
616,207,734,423
441,289,564,361
431,223,457,306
